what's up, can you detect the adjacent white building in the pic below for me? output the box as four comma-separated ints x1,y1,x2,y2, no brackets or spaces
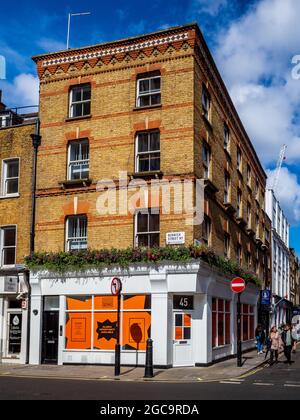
265,189,291,325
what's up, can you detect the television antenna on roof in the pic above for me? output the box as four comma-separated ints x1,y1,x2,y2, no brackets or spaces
67,12,91,50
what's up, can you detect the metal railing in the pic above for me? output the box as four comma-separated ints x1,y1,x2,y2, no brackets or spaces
0,105,39,128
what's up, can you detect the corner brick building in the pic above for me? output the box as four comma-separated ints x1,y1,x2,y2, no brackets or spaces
28,24,271,367
33,24,271,284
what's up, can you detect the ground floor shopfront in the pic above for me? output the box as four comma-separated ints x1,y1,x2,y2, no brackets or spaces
0,270,29,364
28,262,259,367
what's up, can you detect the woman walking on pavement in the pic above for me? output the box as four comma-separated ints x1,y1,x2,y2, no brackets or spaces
255,324,265,354
281,324,295,365
269,326,283,366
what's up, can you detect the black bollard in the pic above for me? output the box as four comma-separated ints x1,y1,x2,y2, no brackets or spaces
144,338,154,378
115,344,121,376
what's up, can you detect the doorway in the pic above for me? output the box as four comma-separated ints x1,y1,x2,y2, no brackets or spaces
173,312,193,366
42,310,59,364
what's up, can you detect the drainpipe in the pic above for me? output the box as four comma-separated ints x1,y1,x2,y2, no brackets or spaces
25,119,41,364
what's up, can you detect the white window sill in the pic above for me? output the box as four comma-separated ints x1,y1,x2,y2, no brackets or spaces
0,194,20,200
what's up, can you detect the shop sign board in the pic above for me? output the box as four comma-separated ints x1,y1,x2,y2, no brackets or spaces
4,277,18,293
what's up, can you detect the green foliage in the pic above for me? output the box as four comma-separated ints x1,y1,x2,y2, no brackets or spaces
24,245,262,288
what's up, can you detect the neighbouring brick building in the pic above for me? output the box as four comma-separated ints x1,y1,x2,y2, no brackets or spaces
28,24,271,367
0,91,38,363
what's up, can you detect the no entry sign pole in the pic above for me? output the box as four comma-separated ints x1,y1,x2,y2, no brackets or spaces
111,277,122,376
231,277,246,368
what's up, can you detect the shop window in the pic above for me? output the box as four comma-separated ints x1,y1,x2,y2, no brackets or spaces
212,298,231,348
135,131,160,173
241,304,255,341
65,295,151,352
136,72,161,108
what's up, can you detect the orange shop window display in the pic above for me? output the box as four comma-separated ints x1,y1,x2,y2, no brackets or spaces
65,295,151,352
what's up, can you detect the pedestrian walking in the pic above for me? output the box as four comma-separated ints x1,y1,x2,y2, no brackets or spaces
255,324,265,354
292,323,298,354
269,326,283,366
281,324,295,365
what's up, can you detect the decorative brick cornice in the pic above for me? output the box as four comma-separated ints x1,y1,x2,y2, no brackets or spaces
33,24,197,79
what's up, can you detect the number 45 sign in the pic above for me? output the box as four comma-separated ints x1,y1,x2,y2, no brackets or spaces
173,295,194,310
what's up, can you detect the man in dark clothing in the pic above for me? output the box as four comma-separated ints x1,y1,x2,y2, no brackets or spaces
281,324,295,365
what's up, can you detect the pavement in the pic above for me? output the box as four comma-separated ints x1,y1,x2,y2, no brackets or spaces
0,348,275,383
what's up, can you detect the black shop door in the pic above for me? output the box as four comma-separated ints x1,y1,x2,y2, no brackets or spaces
42,311,59,364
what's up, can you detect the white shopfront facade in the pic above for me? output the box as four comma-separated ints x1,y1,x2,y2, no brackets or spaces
0,270,29,364
29,261,259,367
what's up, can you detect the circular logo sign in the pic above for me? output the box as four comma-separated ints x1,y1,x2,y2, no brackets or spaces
111,277,122,296
231,277,246,294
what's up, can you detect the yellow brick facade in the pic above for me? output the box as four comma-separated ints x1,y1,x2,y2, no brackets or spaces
0,122,35,264
33,24,271,284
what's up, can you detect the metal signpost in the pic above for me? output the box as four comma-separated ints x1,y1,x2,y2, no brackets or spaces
231,277,246,367
111,277,122,376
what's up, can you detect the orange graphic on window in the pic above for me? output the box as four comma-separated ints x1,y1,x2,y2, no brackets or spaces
65,312,92,349
175,327,183,340
122,311,151,351
93,312,118,350
66,296,92,311
184,314,191,327
94,296,118,310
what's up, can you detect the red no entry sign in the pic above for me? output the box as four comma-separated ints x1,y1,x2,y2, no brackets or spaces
111,277,122,296
231,277,246,294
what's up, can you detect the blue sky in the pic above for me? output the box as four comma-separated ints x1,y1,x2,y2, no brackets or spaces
0,0,299,253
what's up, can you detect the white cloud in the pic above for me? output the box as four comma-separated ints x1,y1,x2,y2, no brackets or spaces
214,0,300,167
267,167,300,225
193,0,228,16
37,38,66,53
0,73,39,108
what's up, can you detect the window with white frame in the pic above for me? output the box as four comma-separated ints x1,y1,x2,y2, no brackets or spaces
237,243,242,266
136,73,161,108
224,123,230,151
212,298,231,348
242,304,255,341
224,233,230,258
237,146,242,172
0,226,16,266
202,85,211,120
69,84,91,118
247,202,251,228
135,210,160,248
224,171,230,203
1,158,19,196
237,188,242,218
202,141,211,179
136,131,160,173
247,164,251,186
202,215,211,246
68,140,89,180
66,215,88,251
